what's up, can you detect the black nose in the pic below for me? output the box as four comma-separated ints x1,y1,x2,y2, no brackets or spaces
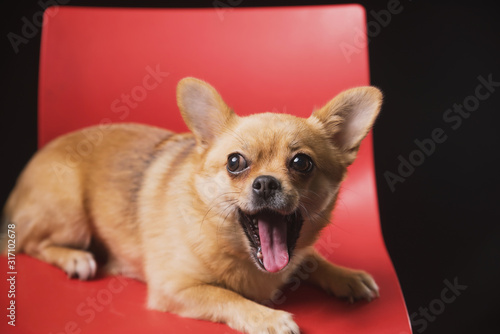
252,175,281,199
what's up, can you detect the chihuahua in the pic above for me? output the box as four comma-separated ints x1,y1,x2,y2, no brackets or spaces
3,77,382,333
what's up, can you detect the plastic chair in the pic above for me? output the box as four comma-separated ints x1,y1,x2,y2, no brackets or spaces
0,5,411,333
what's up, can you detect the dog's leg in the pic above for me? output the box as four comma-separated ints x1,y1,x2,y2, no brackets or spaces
305,249,379,303
29,245,97,280
147,283,299,334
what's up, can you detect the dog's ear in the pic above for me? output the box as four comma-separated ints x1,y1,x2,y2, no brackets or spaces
177,77,236,149
310,87,382,165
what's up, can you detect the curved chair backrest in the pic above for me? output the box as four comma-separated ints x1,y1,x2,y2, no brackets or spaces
33,5,410,333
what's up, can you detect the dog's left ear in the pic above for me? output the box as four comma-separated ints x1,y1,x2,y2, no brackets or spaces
310,87,382,165
177,77,236,150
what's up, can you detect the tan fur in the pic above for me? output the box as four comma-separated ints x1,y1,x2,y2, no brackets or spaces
3,77,382,334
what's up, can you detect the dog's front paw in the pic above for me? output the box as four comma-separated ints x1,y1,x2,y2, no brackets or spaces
40,246,97,281
62,250,97,280
228,307,299,334
328,268,379,304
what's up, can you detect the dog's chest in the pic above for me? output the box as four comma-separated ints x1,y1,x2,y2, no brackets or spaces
213,257,296,303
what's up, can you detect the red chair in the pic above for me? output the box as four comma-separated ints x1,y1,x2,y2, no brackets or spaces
1,5,411,333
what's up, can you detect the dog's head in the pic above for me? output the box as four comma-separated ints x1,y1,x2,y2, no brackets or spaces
177,77,382,273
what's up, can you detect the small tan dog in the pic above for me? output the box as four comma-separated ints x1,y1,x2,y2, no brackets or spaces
3,77,382,333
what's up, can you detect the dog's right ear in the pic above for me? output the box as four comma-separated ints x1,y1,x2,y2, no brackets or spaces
177,77,236,150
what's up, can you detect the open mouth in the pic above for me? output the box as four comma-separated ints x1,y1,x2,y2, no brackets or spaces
238,208,304,273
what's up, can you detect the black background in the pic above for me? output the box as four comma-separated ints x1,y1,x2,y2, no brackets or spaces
1,1,499,333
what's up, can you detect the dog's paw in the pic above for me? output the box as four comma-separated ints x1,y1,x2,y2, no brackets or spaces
229,307,300,334
61,250,97,280
328,268,379,303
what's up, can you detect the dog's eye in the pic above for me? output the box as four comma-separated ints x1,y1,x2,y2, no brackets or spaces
227,153,248,174
290,154,314,174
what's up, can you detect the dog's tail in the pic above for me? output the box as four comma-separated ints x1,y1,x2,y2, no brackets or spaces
0,212,9,254
0,209,11,254
0,212,8,254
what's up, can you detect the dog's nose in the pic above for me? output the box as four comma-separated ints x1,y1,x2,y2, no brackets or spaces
252,175,281,199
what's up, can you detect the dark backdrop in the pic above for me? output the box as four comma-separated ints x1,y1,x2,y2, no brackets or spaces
2,1,499,333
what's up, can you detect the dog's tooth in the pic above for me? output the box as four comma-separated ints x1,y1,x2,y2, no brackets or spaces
257,247,263,257
257,250,263,259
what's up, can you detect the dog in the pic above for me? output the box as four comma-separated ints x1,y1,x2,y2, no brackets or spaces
2,77,382,333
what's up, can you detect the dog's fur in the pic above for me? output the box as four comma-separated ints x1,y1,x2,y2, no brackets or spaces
2,78,382,333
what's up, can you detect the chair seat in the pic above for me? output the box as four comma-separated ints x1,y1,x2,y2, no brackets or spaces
0,5,411,334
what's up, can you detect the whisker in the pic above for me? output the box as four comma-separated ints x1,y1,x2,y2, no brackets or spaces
221,125,249,150
201,191,241,227
216,201,239,245
298,192,348,232
298,202,313,223
202,198,238,224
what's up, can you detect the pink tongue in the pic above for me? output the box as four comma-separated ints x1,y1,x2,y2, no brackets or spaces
257,212,289,273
